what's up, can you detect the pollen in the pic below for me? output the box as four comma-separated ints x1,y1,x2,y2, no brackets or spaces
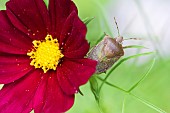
27,35,64,73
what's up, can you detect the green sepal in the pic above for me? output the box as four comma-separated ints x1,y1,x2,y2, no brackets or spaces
89,75,100,103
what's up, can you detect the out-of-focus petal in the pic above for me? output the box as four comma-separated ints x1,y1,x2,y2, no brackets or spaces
6,0,50,40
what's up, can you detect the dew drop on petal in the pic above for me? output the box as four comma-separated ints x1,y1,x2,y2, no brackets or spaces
25,89,30,92
27,33,30,36
41,76,44,79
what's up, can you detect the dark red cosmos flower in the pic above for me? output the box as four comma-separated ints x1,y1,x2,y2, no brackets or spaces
0,0,97,113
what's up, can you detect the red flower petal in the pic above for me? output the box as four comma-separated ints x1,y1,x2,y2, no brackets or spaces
0,11,32,54
57,58,97,94
32,74,48,113
60,11,89,58
34,72,74,113
57,66,77,95
0,70,43,113
6,0,50,40
49,0,78,37
63,41,89,59
0,0,97,113
0,54,33,84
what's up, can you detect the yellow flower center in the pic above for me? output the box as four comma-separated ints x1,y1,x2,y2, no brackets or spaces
27,35,64,73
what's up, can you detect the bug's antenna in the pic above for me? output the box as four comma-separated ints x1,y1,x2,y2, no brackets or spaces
124,37,143,40
114,17,120,36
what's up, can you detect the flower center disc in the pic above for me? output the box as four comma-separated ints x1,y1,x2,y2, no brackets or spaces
27,35,64,73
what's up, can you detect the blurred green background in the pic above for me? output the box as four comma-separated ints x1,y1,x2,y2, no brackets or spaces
0,0,170,113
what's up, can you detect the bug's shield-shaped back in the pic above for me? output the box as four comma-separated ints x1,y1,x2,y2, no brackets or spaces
87,35,124,74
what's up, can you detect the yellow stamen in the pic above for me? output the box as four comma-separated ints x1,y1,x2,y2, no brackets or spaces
27,35,64,73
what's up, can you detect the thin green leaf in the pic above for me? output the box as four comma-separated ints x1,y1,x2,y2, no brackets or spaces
123,45,148,49
83,17,95,25
96,78,167,113
128,58,156,92
97,77,127,93
97,57,165,113
130,93,167,113
121,95,127,113
99,52,154,92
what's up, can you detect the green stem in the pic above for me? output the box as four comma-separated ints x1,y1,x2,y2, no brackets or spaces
97,77,128,93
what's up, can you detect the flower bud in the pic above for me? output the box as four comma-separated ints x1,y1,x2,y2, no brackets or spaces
87,35,124,74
